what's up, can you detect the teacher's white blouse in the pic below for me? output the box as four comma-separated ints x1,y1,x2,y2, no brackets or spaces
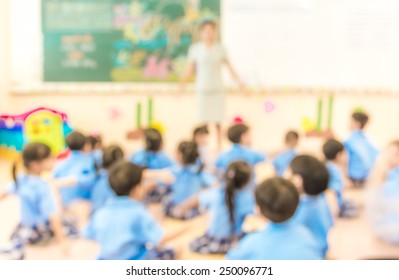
188,42,227,92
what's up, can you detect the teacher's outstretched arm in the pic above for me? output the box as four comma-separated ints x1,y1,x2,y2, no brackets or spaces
180,61,195,92
225,58,245,91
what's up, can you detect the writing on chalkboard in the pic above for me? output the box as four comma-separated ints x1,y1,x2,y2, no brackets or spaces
45,1,113,32
60,35,97,69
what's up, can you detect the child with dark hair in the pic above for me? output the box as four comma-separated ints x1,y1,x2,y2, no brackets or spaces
344,111,378,188
163,141,215,220
84,161,185,260
272,130,300,176
174,161,253,254
84,133,103,167
227,177,322,260
0,143,76,259
130,128,174,169
53,131,96,206
90,145,124,212
130,128,175,202
192,125,211,168
215,123,265,186
286,155,333,257
323,139,358,218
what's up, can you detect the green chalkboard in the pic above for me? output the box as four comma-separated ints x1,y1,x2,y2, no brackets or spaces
42,0,221,82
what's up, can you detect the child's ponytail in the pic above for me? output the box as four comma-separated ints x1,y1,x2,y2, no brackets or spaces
224,172,236,234
12,161,19,190
224,161,252,235
102,145,124,170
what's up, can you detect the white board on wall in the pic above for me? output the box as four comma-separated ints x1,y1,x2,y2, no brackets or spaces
8,0,399,89
222,0,399,89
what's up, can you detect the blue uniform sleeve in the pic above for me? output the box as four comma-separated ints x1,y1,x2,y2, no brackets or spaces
250,150,266,165
226,235,254,260
83,218,96,240
290,202,307,225
53,162,65,178
76,168,96,188
76,158,96,189
328,167,344,193
199,188,218,209
140,211,164,245
201,171,216,188
162,153,175,168
130,150,144,166
214,154,225,170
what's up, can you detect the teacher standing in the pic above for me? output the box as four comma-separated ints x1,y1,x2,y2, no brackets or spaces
181,20,244,150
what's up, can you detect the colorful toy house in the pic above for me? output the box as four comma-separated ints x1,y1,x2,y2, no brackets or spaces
0,107,73,159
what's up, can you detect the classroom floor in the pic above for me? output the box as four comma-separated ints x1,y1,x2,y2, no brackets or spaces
1,156,399,260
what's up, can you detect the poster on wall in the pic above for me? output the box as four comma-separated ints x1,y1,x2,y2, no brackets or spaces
42,0,221,82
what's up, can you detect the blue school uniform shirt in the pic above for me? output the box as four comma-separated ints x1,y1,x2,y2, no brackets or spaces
344,130,378,180
53,151,96,206
91,149,103,167
170,165,215,205
215,144,265,171
326,162,345,209
272,149,297,176
215,144,266,188
291,194,333,257
199,186,254,239
7,175,57,226
226,221,323,260
130,149,174,169
91,169,115,211
382,167,399,197
84,196,163,260
367,168,399,244
326,162,344,193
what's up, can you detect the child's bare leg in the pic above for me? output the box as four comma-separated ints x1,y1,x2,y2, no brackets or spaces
64,200,91,229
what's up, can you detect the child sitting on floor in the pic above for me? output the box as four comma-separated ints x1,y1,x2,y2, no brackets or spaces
90,145,124,212
272,130,299,176
84,133,103,167
0,143,76,260
367,140,399,245
344,111,378,188
53,131,96,207
227,177,322,260
286,155,333,258
192,125,211,169
174,161,253,254
84,161,186,260
130,128,175,202
163,141,216,220
323,139,358,218
215,123,265,187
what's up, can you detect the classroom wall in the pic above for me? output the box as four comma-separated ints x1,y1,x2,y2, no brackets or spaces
0,0,10,111
1,0,399,157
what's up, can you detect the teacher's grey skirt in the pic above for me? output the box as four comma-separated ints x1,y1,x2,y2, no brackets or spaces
196,90,226,124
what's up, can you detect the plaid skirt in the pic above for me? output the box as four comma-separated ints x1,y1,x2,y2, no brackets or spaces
142,246,176,260
0,218,78,260
145,185,171,204
163,195,202,220
350,178,366,188
190,233,244,255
